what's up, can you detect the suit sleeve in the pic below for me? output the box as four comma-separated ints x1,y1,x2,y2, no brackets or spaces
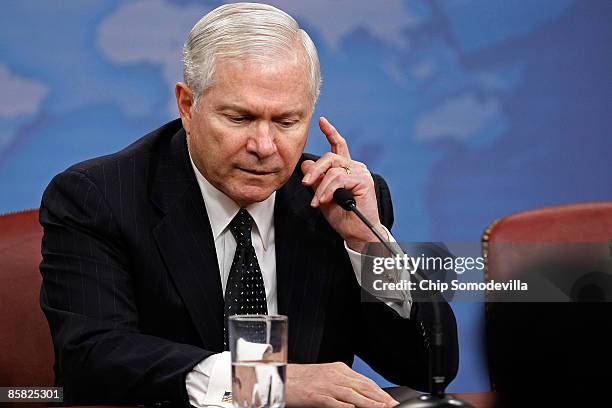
40,169,210,405
355,174,459,391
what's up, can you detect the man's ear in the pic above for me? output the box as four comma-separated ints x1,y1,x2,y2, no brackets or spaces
175,82,193,132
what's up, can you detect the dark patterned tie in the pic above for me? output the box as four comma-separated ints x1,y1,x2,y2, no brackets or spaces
223,208,268,350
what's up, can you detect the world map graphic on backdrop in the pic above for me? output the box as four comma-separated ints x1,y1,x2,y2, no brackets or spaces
1,0,610,392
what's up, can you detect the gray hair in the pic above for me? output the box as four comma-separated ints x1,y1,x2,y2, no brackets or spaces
183,2,321,110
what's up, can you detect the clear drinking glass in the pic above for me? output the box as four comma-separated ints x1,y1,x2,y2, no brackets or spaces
229,315,288,408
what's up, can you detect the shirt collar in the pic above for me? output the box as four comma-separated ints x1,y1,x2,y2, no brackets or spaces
189,153,275,250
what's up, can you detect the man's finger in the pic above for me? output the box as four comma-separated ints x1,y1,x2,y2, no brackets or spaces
331,386,387,408
347,379,398,407
313,394,356,408
340,370,399,407
301,159,315,176
312,167,348,205
301,159,327,190
313,171,360,207
301,153,349,187
320,116,351,160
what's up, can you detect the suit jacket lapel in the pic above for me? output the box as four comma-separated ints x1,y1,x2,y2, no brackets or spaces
275,167,334,363
151,128,224,351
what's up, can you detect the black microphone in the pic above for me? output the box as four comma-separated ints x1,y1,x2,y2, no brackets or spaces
333,187,473,408
333,188,394,252
333,188,356,210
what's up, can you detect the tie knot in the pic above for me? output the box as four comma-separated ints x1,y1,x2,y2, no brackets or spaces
229,208,253,245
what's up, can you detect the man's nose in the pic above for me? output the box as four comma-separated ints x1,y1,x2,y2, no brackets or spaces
246,122,277,158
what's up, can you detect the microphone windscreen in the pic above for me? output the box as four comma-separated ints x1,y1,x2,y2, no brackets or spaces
333,188,356,211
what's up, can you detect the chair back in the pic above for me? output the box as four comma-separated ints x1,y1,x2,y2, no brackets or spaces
483,201,612,281
0,209,54,387
482,202,612,406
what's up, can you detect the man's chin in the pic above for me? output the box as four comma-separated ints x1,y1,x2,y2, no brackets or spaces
231,186,276,207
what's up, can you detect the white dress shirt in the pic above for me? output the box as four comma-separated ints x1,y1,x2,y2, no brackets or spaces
185,156,411,407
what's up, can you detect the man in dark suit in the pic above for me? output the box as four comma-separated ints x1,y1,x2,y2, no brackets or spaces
40,3,458,407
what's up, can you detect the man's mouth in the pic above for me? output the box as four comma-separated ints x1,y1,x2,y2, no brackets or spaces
238,167,276,176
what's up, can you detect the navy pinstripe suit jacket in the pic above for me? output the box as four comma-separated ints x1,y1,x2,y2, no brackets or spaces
39,119,458,406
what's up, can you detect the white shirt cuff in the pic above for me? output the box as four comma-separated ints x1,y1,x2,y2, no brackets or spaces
186,351,232,407
186,340,276,407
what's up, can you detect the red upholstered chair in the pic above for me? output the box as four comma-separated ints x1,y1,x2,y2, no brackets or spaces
482,201,612,243
483,201,612,281
0,209,54,388
482,202,612,405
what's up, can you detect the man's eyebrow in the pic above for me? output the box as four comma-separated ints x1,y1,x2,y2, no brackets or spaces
274,109,306,118
215,104,253,115
215,104,306,118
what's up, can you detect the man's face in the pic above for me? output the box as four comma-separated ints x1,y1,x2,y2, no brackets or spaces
180,53,313,207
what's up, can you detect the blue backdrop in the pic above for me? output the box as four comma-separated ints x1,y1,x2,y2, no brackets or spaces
2,0,611,392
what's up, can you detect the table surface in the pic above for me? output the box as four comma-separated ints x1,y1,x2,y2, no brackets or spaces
385,387,494,408
453,392,495,408
14,391,495,408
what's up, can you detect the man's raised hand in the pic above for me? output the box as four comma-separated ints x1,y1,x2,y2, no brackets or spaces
301,117,387,252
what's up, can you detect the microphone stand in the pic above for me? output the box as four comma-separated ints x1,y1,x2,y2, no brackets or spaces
333,188,473,408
